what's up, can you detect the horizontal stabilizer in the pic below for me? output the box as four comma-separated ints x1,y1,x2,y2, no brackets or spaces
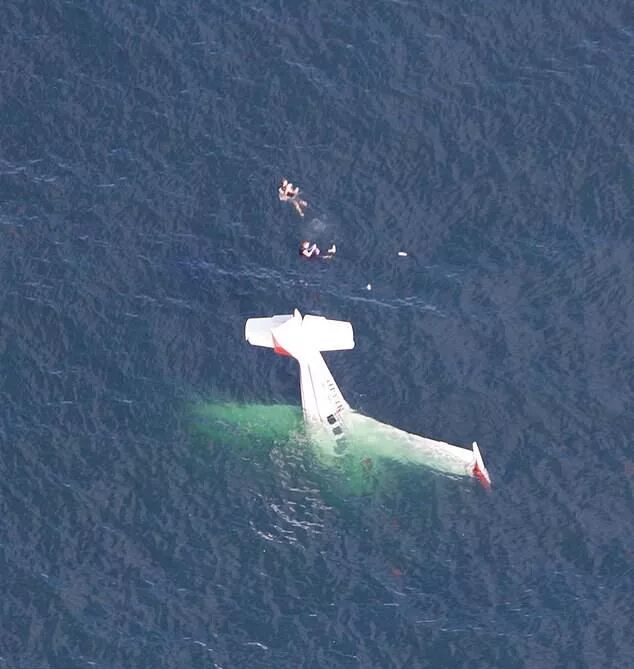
245,314,294,348
245,310,354,355
302,314,354,351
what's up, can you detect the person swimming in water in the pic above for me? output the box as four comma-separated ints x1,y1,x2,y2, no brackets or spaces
299,240,336,259
279,178,308,217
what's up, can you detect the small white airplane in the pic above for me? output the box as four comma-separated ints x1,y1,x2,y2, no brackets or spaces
245,310,491,487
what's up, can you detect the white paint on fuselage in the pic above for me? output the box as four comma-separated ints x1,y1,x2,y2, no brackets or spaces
296,349,477,479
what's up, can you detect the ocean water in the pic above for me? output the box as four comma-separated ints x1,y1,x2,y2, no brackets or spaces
1,1,633,667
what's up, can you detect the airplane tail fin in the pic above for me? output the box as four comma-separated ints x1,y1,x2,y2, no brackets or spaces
245,310,354,357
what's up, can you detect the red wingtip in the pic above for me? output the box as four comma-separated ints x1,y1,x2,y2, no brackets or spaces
473,463,491,489
472,442,491,489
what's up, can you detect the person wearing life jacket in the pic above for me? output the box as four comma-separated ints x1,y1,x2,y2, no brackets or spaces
299,240,319,258
299,241,336,259
278,178,297,201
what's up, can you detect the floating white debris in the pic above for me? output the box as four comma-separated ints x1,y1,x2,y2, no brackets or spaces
397,251,408,257
366,283,372,290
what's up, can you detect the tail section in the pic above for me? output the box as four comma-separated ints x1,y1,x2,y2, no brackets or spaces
245,309,353,426
245,310,354,358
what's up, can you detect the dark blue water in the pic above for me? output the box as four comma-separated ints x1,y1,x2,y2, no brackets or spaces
1,1,633,667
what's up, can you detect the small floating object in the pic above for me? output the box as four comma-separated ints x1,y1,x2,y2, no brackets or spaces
366,283,372,290
397,251,408,257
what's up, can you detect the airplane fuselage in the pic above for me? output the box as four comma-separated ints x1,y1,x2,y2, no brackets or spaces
245,310,491,486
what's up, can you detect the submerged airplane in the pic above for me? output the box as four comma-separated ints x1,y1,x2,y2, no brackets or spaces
245,310,491,487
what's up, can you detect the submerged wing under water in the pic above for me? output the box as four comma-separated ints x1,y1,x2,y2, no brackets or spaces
191,400,488,490
192,401,303,446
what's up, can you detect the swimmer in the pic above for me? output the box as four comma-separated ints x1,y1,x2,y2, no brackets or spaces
299,241,336,259
279,178,308,217
299,240,319,258
278,178,298,201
